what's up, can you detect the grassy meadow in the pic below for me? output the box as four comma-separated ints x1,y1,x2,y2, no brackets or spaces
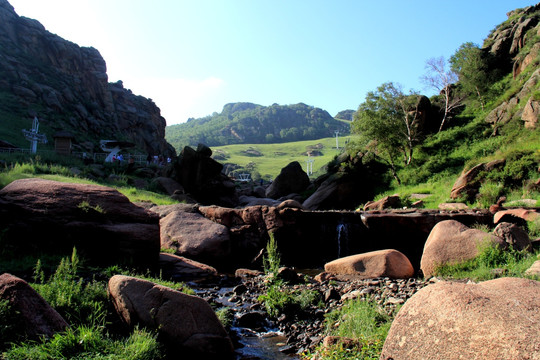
212,135,353,180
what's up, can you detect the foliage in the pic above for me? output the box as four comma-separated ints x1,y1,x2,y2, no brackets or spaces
351,82,423,174
434,242,539,281
215,307,234,329
166,102,350,151
32,249,108,327
262,232,281,278
258,286,322,319
2,326,164,360
304,298,397,360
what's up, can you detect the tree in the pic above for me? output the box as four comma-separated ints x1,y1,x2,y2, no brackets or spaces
420,56,463,131
449,42,492,110
352,82,422,183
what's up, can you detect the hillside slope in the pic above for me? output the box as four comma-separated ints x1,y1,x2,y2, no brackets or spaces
166,102,350,152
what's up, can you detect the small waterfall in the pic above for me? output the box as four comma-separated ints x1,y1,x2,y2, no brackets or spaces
336,223,348,258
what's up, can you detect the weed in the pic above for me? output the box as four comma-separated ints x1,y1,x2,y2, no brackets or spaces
215,307,234,329
263,232,281,278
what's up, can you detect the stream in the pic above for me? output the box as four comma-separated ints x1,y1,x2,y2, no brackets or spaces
194,284,300,360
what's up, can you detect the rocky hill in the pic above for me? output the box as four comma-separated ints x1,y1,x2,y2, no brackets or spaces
166,102,350,151
0,0,174,156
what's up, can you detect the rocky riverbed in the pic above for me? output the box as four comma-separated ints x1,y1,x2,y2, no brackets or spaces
194,270,434,359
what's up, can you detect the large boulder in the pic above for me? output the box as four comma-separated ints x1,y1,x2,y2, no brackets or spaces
363,195,401,211
420,220,506,277
108,275,233,357
158,253,218,281
168,145,238,207
0,178,160,266
160,209,231,266
493,222,532,251
380,277,540,360
265,161,310,199
0,273,68,340
324,249,414,280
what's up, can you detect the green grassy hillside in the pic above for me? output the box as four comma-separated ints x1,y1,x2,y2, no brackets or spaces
211,136,353,180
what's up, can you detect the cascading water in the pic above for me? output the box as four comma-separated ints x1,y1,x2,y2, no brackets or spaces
336,223,348,258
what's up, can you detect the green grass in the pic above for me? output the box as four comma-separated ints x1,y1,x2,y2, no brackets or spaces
0,249,195,358
0,157,178,206
304,298,397,360
434,243,540,281
2,326,164,360
212,136,353,180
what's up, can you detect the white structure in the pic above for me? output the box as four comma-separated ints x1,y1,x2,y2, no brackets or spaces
100,140,135,162
238,173,251,182
334,130,340,149
306,157,314,175
22,116,47,153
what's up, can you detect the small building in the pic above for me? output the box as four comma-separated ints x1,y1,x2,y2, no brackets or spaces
53,131,74,155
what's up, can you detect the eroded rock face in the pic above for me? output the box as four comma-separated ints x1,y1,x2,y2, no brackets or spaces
380,277,540,360
0,178,160,266
324,249,414,280
0,273,68,340
420,220,506,277
108,275,233,357
0,0,173,156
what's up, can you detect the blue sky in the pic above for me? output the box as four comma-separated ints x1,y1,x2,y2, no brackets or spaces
7,0,538,125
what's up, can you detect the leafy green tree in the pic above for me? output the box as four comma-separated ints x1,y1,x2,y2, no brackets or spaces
352,82,422,183
449,42,492,110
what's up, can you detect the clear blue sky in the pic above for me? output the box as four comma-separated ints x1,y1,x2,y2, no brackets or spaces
7,0,538,125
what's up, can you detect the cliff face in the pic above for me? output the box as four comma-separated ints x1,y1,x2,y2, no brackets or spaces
0,0,174,156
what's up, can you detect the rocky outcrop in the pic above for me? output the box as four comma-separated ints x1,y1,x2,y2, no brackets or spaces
108,275,233,358
363,195,401,211
380,277,540,360
483,4,540,130
420,220,506,277
0,0,174,156
493,222,532,251
168,144,238,207
0,273,68,340
265,161,310,199
450,159,505,201
484,4,540,74
324,249,414,280
0,178,160,266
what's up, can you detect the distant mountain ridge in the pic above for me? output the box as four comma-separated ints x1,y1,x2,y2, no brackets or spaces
166,102,350,151
0,0,174,156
